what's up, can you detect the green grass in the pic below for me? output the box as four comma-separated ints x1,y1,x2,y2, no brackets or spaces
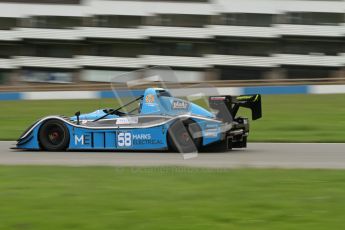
0,166,345,230
0,94,345,142
240,94,345,142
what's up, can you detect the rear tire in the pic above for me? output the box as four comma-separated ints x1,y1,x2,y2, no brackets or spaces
167,119,202,153
241,136,247,148
38,119,70,151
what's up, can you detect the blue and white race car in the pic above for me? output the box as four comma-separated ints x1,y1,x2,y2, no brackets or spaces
16,87,262,153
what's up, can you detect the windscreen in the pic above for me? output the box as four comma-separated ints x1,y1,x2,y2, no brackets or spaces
110,66,178,114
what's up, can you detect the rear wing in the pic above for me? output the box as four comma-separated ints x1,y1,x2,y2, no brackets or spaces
209,94,262,121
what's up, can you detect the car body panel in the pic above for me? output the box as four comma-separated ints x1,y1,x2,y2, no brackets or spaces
16,87,260,151
17,114,223,151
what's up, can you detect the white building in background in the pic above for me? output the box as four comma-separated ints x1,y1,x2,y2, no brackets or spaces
0,0,344,84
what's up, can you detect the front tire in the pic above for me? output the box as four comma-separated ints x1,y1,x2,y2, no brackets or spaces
38,119,70,151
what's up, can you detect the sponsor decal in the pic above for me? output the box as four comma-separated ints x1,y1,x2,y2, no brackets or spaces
204,124,219,137
145,94,155,103
132,133,162,145
133,139,162,145
172,100,189,110
133,134,151,140
116,131,162,146
116,117,139,125
204,129,218,137
210,96,226,101
237,95,253,101
117,131,132,147
74,134,91,145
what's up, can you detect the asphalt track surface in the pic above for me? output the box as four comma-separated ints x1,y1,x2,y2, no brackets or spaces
0,141,345,169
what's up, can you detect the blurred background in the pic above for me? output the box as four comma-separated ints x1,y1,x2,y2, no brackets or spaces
1,2,345,229
0,0,344,89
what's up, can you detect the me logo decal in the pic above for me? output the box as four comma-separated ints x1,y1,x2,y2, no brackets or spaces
75,135,84,145
74,134,91,145
117,131,132,147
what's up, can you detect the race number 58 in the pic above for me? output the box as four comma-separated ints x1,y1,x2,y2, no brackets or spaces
117,132,132,147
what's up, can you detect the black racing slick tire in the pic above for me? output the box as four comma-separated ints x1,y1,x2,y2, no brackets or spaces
167,119,202,153
38,119,70,151
241,136,247,148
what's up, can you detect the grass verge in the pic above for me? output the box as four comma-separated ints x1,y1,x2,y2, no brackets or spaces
0,166,345,230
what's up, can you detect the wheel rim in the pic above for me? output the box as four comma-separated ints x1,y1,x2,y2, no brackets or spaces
168,120,202,153
180,131,191,146
45,124,65,146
